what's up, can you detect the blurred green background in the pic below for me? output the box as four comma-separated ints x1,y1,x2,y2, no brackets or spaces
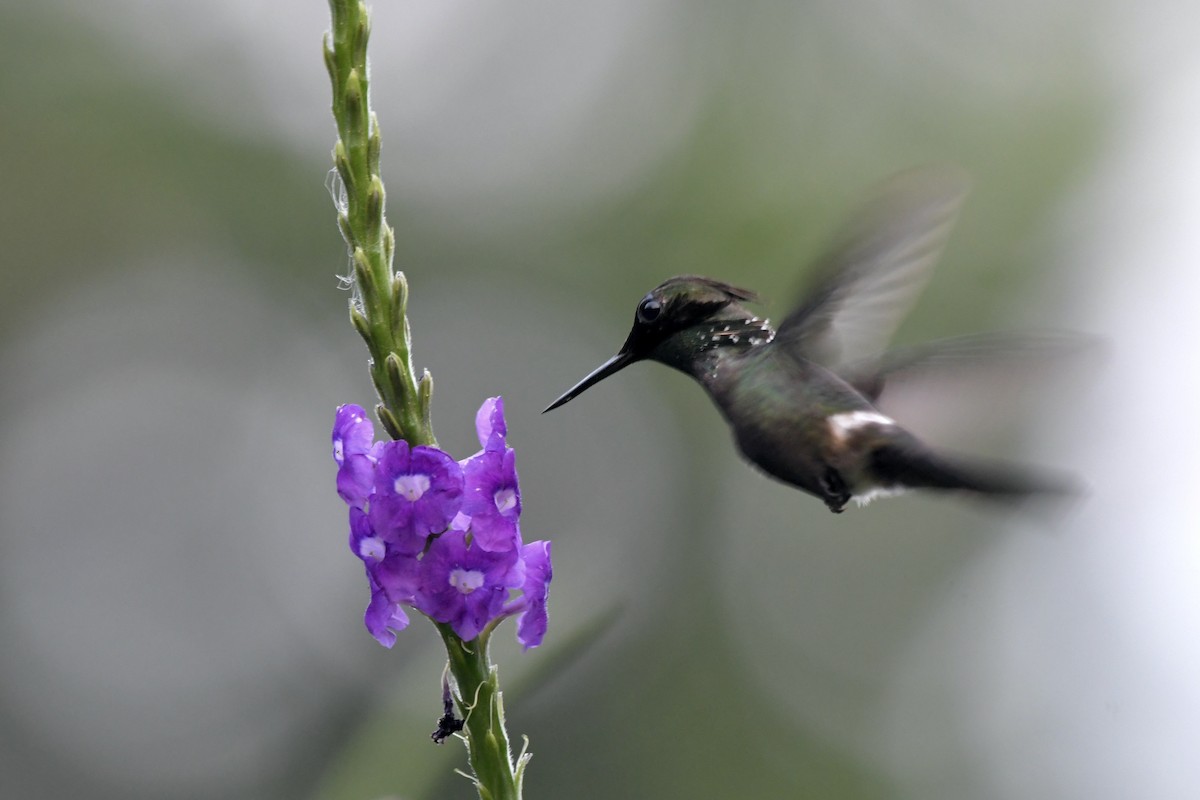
2,2,1199,798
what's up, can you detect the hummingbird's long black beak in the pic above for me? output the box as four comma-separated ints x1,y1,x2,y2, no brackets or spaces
543,351,637,412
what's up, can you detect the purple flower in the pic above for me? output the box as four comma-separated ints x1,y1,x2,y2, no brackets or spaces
371,546,422,605
513,541,552,649
351,508,423,647
348,507,386,564
461,448,521,552
331,398,552,649
333,404,377,508
415,528,523,641
461,399,522,552
475,396,508,453
333,404,374,463
369,553,423,645
369,440,464,554
364,571,410,648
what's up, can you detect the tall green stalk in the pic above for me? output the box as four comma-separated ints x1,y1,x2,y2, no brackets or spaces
324,3,527,797
324,0,433,447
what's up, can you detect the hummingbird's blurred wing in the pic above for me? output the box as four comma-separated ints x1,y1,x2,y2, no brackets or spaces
838,330,1103,443
774,167,969,369
841,331,1101,401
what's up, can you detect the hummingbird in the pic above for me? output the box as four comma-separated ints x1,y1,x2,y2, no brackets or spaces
544,169,1076,513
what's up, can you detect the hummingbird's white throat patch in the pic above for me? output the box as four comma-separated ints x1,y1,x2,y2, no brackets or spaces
826,410,896,443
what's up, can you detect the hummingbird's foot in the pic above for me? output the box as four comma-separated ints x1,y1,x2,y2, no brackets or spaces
819,467,851,514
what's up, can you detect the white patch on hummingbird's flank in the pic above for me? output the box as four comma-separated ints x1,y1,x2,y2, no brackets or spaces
826,410,896,444
852,485,909,507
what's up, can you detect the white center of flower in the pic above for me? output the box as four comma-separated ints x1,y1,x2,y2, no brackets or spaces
333,438,345,461
449,568,485,595
394,473,431,501
357,536,386,563
494,487,517,514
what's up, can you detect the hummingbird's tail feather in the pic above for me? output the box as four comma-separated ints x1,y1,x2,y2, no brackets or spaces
869,442,1076,503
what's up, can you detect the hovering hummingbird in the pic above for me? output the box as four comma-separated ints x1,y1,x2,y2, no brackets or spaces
544,169,1075,513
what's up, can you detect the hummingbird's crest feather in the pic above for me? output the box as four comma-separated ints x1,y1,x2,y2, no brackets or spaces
775,166,969,369
655,275,759,305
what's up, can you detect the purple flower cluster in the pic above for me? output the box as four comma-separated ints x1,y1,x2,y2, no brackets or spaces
332,398,551,649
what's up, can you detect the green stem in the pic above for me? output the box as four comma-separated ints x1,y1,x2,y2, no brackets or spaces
325,0,433,447
440,624,526,800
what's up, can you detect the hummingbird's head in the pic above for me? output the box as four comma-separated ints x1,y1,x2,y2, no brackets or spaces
544,275,766,412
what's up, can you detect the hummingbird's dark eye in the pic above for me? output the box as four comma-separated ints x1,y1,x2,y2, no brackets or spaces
637,296,662,324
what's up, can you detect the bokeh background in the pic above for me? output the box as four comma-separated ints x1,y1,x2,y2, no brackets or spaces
2,1,1199,798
